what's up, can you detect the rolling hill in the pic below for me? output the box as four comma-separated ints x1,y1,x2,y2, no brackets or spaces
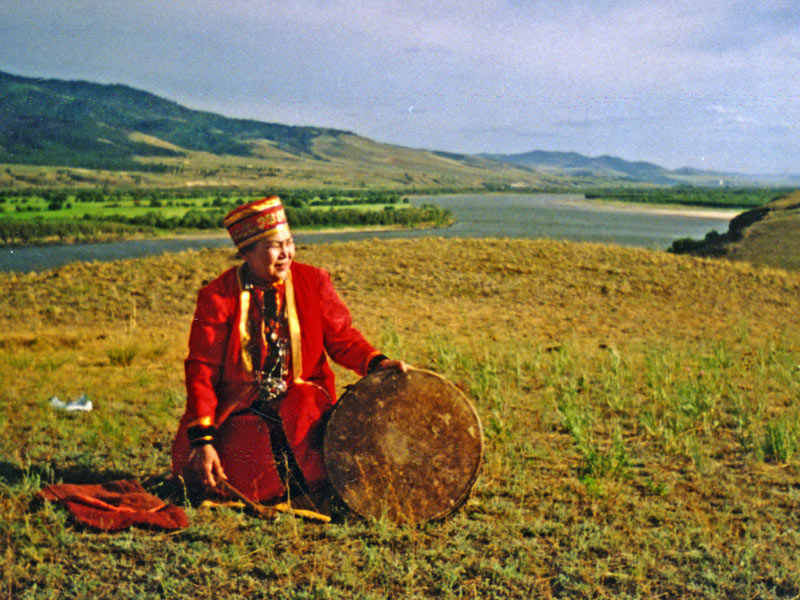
481,149,800,187
3,236,800,597
0,70,556,189
480,149,678,184
3,69,796,190
670,190,800,270
0,70,347,166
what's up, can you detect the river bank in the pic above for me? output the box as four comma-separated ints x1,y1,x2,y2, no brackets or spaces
560,197,742,220
0,195,737,250
0,224,437,249
0,194,737,273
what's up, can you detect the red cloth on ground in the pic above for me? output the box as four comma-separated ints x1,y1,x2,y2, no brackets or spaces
38,480,189,531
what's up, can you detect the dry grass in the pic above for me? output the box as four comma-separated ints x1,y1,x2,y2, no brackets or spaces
728,195,800,270
702,190,800,272
2,238,800,598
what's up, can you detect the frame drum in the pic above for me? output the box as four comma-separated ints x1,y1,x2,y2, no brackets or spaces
324,368,483,524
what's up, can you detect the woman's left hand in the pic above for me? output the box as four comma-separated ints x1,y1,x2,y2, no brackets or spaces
377,358,410,373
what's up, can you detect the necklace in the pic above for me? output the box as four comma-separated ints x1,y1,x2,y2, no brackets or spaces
256,282,289,402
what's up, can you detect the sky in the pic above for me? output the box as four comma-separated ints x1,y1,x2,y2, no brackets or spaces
1,0,799,174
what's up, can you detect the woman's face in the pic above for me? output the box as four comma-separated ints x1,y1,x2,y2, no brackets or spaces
243,232,295,282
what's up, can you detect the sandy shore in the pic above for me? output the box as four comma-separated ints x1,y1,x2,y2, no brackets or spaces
560,198,742,220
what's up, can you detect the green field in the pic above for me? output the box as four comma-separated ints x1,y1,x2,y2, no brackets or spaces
2,198,402,222
2,238,800,598
0,189,406,219
0,189,452,246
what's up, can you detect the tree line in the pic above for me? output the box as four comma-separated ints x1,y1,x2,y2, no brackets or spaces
0,187,408,205
0,204,452,246
583,187,793,209
0,219,151,246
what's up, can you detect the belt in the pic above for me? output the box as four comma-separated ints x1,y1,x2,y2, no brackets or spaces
248,397,283,424
246,394,309,495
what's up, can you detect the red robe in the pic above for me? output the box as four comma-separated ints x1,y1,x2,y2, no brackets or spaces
171,261,381,501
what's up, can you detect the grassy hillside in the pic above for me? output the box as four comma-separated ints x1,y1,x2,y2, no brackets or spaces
2,238,800,598
8,69,796,191
0,135,561,192
0,70,347,166
0,70,560,190
670,190,800,270
726,192,800,270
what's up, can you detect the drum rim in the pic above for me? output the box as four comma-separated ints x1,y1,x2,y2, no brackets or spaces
323,367,484,523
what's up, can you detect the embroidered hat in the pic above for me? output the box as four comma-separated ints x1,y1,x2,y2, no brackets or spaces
223,196,290,249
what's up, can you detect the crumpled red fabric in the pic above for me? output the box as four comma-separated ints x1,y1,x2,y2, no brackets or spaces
38,480,189,531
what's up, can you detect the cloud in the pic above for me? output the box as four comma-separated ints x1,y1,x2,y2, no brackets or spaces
555,115,638,130
707,103,800,138
707,104,756,125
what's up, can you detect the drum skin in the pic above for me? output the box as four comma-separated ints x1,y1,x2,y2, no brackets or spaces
324,369,483,524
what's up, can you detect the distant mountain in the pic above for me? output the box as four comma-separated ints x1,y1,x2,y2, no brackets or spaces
481,150,692,185
1,69,797,188
0,70,566,188
481,150,800,187
0,70,351,169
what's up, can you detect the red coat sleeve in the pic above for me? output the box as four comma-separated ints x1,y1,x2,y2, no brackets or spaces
183,279,236,425
316,268,380,375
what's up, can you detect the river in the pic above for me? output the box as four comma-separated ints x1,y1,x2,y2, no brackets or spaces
0,194,735,273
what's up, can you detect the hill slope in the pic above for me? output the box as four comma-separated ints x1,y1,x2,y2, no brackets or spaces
6,70,799,190
2,238,800,597
0,70,351,166
670,190,800,270
0,70,556,189
481,149,680,184
482,149,800,187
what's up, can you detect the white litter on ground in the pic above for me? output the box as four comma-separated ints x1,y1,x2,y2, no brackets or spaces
49,393,93,412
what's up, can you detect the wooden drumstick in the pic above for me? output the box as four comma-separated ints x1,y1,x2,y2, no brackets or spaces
217,479,331,523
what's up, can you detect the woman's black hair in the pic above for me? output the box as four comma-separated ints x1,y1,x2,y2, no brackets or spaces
236,242,255,258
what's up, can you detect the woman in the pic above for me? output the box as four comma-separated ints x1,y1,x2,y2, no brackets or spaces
171,196,406,503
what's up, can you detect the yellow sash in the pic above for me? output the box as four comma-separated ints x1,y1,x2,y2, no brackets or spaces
236,266,302,381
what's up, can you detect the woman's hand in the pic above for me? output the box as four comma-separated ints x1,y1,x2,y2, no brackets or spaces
189,444,227,489
377,358,410,373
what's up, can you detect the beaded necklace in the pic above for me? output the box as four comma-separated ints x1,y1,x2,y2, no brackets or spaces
242,265,290,402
